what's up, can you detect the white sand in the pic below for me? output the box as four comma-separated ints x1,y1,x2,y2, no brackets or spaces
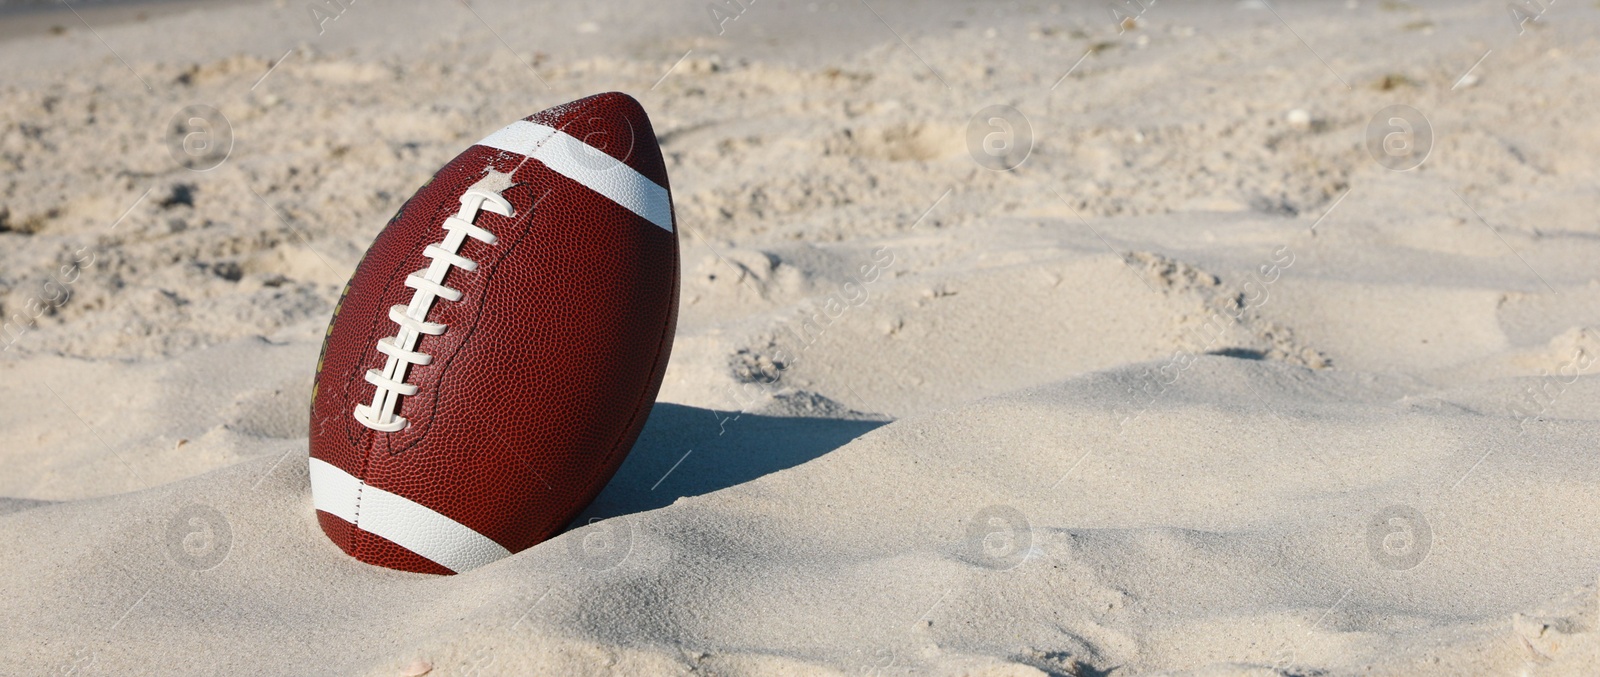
4,0,1600,674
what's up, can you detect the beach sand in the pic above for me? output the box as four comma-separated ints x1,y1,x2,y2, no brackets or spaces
3,0,1600,674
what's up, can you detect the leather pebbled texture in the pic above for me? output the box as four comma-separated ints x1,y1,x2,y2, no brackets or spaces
309,92,679,574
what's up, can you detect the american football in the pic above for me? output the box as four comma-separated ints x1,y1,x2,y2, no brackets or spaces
307,92,678,575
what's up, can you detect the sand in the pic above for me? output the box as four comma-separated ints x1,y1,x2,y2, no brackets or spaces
4,0,1600,674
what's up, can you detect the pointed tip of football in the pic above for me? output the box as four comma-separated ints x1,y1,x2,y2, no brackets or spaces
528,92,668,189
533,91,647,124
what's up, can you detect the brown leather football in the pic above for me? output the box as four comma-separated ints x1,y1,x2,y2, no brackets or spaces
307,92,678,574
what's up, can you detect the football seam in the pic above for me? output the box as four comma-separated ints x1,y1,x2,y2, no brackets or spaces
350,482,364,548
340,187,467,567
341,194,461,452
352,182,513,434
387,182,542,456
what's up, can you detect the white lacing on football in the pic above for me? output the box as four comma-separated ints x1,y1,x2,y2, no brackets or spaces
353,173,514,432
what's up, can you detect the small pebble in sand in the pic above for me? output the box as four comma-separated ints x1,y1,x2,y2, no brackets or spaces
399,659,432,676
1286,109,1312,129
